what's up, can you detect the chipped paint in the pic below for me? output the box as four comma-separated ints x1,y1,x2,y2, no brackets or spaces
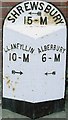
4,76,19,95
62,77,64,79
7,80,10,84
12,87,15,91
8,85,10,88
5,76,9,79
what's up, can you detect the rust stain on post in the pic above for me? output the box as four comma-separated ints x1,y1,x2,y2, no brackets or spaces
7,80,10,84
12,87,15,91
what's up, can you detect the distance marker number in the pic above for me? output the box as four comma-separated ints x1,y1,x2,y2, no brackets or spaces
8,53,30,62
8,53,61,63
24,16,47,25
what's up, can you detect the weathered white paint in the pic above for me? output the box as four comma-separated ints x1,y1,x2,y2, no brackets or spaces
3,1,67,103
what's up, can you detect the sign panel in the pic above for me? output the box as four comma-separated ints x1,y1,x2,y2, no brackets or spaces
3,1,67,103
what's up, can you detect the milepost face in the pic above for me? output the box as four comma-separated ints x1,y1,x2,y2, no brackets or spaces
3,1,67,103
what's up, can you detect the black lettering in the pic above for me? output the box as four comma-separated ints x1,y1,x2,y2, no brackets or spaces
63,48,66,53
11,44,14,49
24,2,31,11
11,44,17,49
40,17,47,25
41,46,44,52
44,5,51,13
11,10,20,19
20,44,24,50
30,2,38,10
53,45,56,50
53,14,61,22
9,53,11,61
38,48,41,53
24,16,32,25
23,54,29,62
50,44,53,49
47,44,50,50
50,9,58,16
12,53,17,61
56,46,60,51
16,6,24,14
17,43,20,49
7,16,15,23
27,17,32,25
38,2,44,10
42,54,46,62
56,19,64,24
44,45,47,51
30,48,35,54
54,54,60,62
6,46,10,51
59,47,63,53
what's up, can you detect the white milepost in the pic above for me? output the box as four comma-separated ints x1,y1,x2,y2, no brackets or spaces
3,1,67,103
